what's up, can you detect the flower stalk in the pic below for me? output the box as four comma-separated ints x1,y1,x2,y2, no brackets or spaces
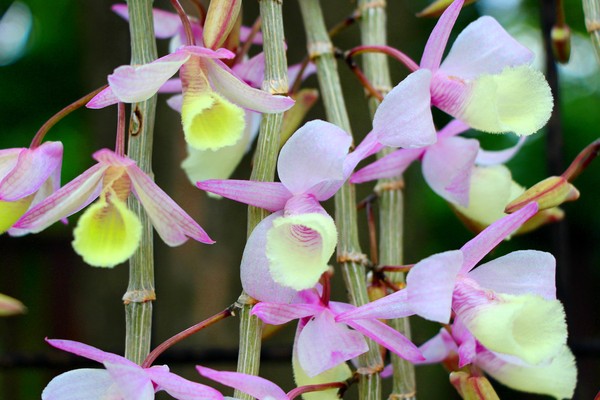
234,0,289,398
357,0,416,397
298,1,383,398
122,0,158,365
583,0,600,64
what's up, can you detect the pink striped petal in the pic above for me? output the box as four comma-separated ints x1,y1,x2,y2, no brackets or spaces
108,51,190,103
298,311,368,377
345,318,424,363
197,180,291,211
0,141,62,201
86,86,120,109
420,0,465,71
278,120,351,199
240,212,299,303
373,70,436,149
204,58,295,113
126,163,214,245
440,17,534,79
351,148,424,184
42,369,117,400
251,302,323,325
459,202,538,274
104,361,154,400
197,365,288,400
468,250,556,300
476,136,526,166
45,339,135,366
422,136,479,206
145,367,224,400
14,164,107,233
406,250,463,323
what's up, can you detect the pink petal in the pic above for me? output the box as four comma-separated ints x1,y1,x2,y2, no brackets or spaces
182,46,236,60
42,369,117,400
233,52,265,88
343,131,384,176
475,136,526,166
459,202,539,274
416,329,457,365
372,70,437,149
240,25,263,44
437,119,471,139
297,311,368,377
240,212,299,303
104,361,154,400
86,86,120,109
0,148,22,177
197,180,291,211
197,365,288,400
126,164,214,245
350,148,424,184
277,120,351,199
468,250,556,300
159,78,183,93
406,250,463,323
345,318,424,363
14,164,107,233
335,290,413,322
440,16,534,79
0,141,63,201
422,136,479,206
45,339,134,366
420,0,465,71
145,367,223,400
166,94,183,112
108,51,190,103
204,58,295,113
112,4,183,39
251,302,322,325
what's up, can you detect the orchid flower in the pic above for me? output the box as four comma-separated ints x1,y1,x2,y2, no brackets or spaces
197,120,367,300
14,149,213,268
338,202,568,365
252,288,423,377
352,119,526,207
0,141,62,235
42,339,223,400
354,0,552,154
417,321,576,399
87,46,294,152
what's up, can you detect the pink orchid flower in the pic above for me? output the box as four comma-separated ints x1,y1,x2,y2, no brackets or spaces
14,149,213,268
252,288,423,377
0,141,62,235
338,202,568,365
352,119,526,207
355,0,552,153
87,44,294,152
42,339,223,400
416,320,576,399
198,120,366,301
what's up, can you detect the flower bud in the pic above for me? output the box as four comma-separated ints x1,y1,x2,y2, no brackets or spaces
505,176,579,214
0,293,26,316
450,371,500,400
203,0,242,50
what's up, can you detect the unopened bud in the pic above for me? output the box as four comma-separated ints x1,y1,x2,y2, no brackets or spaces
417,0,477,18
450,371,500,400
367,282,387,302
0,293,26,316
203,0,242,50
505,176,579,214
280,89,319,147
551,24,571,64
518,207,565,234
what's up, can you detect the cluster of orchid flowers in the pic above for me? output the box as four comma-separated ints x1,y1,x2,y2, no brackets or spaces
0,0,585,398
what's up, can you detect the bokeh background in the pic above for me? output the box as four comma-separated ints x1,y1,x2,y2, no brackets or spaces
0,0,599,398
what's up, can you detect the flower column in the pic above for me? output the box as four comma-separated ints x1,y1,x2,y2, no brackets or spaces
123,0,158,364
298,1,383,399
357,0,416,398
